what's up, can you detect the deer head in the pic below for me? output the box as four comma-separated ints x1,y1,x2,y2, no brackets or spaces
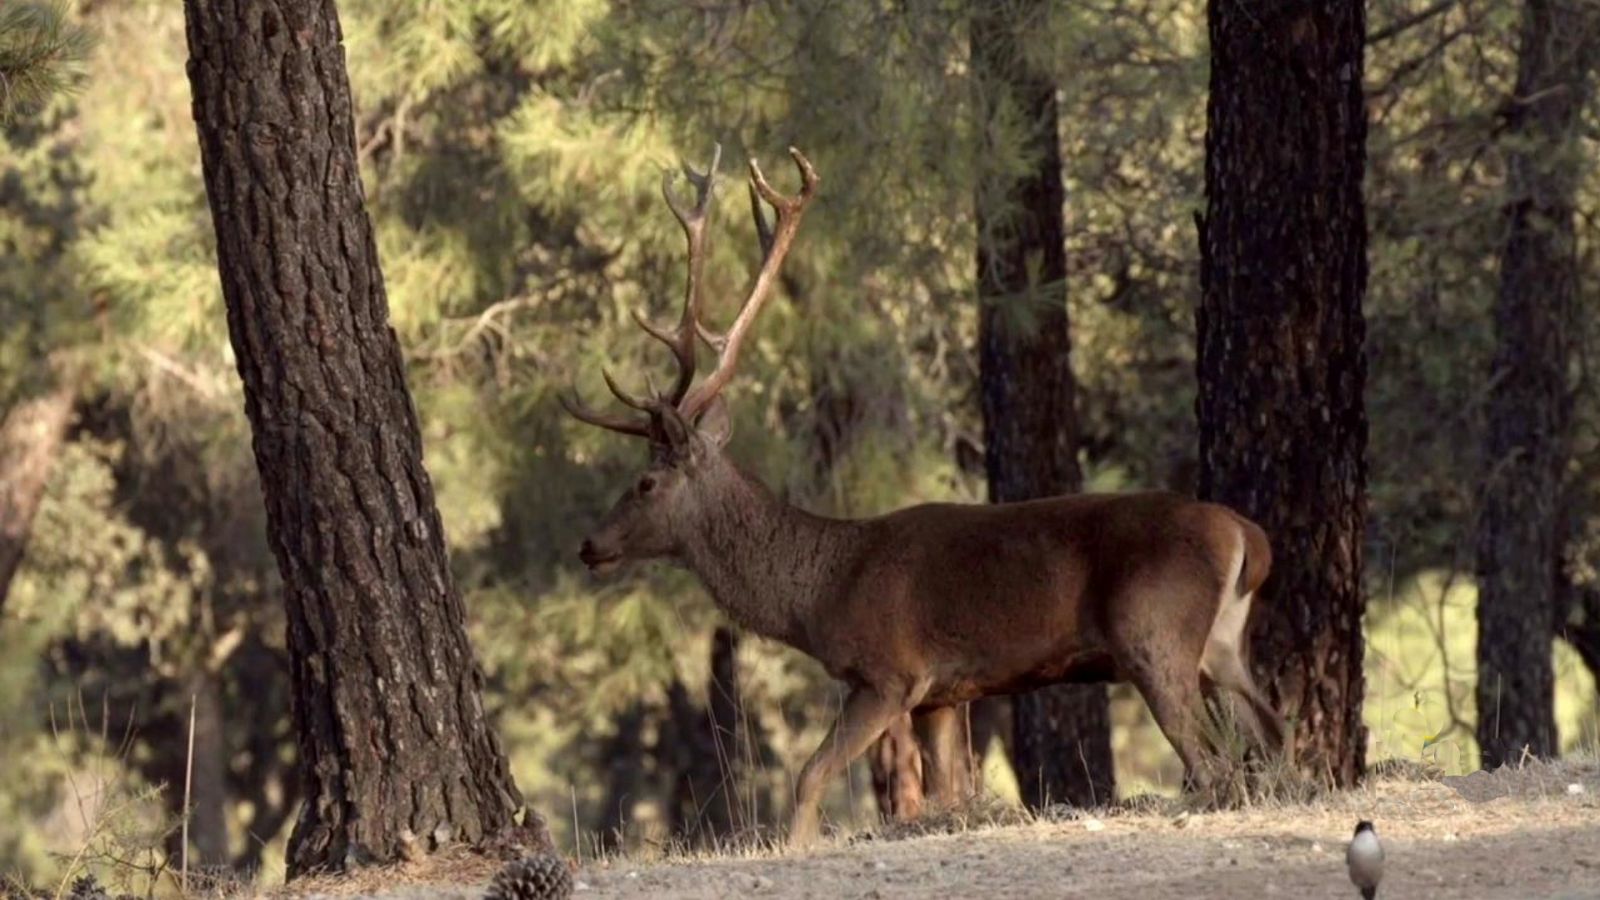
563,144,820,575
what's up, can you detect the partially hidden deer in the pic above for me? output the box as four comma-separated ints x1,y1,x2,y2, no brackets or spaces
564,145,1285,847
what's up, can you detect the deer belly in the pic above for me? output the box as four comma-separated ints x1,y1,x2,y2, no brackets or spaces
922,649,1117,707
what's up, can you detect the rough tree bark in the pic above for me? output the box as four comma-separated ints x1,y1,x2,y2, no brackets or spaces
182,0,543,875
0,385,74,612
1475,0,1598,768
1196,0,1369,786
972,0,1115,808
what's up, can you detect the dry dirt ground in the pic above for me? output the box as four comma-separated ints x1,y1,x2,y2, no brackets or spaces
297,759,1600,900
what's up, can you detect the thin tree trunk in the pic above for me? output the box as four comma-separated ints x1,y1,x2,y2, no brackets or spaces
233,639,301,873
972,0,1114,809
1475,0,1598,768
187,670,231,868
1196,0,1370,786
665,678,723,842
182,0,543,875
596,703,645,853
705,627,753,831
0,384,74,612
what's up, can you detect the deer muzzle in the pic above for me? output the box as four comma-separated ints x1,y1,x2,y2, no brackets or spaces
578,537,623,575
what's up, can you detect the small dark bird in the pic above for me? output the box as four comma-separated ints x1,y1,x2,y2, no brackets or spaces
1346,820,1384,899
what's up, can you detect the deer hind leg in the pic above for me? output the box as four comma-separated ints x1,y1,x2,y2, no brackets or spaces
1201,642,1286,756
1200,579,1287,757
792,683,924,847
915,705,975,808
1127,654,1210,790
869,713,924,822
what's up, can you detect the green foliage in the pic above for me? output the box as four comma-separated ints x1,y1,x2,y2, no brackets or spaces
3,0,1600,878
1364,572,1600,772
0,2,91,123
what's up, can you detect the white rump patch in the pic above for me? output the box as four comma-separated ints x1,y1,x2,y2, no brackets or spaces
1200,534,1252,686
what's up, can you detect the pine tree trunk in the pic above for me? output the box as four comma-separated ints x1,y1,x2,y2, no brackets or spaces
1196,0,1369,787
181,0,542,875
597,703,645,852
972,0,1114,809
0,385,74,612
1475,0,1598,768
187,670,231,868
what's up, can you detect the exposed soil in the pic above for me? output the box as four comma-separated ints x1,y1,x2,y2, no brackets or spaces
296,759,1600,900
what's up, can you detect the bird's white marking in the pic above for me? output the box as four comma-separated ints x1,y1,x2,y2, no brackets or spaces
1347,827,1384,896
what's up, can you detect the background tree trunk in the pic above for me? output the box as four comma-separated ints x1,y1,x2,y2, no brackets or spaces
1475,0,1598,768
972,0,1115,809
0,385,74,612
182,0,543,875
187,669,231,868
596,702,646,853
664,628,766,843
1196,0,1370,786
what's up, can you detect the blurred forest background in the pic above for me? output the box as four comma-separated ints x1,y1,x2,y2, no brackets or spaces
2,0,1600,890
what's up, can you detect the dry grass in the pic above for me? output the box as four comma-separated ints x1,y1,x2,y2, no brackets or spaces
262,754,1599,900
264,846,508,900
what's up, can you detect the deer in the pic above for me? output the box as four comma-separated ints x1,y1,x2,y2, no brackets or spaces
563,144,1285,847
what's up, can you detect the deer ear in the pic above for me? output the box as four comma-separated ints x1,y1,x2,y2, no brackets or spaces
693,396,733,448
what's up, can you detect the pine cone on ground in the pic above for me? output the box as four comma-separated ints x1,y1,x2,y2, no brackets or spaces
483,853,574,900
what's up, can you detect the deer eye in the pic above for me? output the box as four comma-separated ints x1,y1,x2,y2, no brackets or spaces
638,476,657,495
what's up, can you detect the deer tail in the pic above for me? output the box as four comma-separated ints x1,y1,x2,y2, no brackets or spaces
1235,514,1272,599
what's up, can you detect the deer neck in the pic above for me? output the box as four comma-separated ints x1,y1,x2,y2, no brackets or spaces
677,461,858,650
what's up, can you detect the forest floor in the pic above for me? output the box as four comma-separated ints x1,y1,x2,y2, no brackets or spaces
290,758,1600,900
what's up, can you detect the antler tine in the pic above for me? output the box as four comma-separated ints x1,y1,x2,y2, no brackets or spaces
602,366,652,411
679,147,820,420
748,179,775,260
558,390,652,437
696,320,727,353
641,143,722,406
662,143,721,230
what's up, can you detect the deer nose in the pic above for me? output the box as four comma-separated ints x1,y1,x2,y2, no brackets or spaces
579,539,599,564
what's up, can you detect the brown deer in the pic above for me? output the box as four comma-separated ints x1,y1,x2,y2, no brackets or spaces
564,145,1284,846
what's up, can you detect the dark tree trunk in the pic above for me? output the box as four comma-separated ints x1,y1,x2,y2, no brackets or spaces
596,702,645,853
232,637,301,873
972,0,1114,809
663,628,759,842
187,669,231,868
665,679,725,842
182,0,542,875
0,385,74,611
705,627,748,820
1475,0,1598,768
1196,0,1369,786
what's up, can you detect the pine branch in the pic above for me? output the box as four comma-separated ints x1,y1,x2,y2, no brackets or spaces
0,2,93,122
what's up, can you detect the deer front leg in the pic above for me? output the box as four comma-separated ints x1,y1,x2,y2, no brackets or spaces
791,686,911,847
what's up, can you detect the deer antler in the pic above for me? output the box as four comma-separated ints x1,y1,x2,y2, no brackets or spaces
638,143,722,407
560,145,722,437
678,147,819,420
561,144,818,438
